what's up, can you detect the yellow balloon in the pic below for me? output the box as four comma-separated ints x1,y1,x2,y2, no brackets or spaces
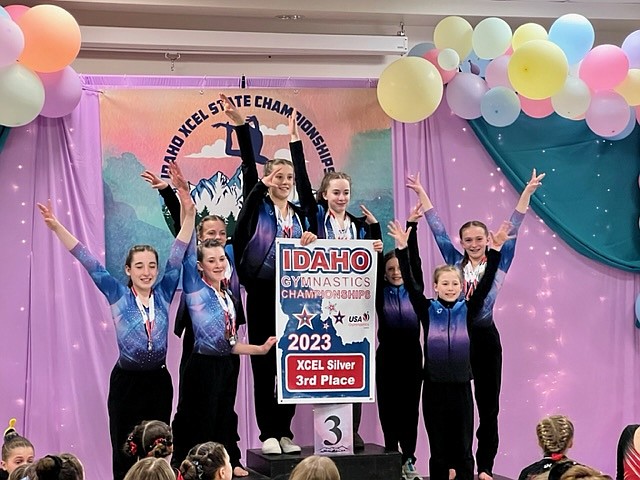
508,40,568,100
614,69,640,106
377,57,444,123
434,16,473,60
512,23,548,50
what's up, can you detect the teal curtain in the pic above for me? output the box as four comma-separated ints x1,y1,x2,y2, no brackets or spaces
469,113,640,273
0,126,9,153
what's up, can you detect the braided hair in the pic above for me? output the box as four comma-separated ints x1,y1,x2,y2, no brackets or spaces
537,415,575,456
179,443,227,480
123,420,173,459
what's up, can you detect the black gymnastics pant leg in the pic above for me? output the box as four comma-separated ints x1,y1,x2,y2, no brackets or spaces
376,343,422,463
171,354,240,468
246,280,295,441
108,365,173,480
423,378,474,480
471,323,502,476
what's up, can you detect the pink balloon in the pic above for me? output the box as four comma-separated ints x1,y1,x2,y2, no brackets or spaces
485,55,512,88
445,72,489,119
519,95,554,118
4,5,29,22
579,44,630,91
0,18,24,67
585,90,630,137
423,48,457,84
38,66,82,118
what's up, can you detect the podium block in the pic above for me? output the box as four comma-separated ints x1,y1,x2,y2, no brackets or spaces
246,443,402,480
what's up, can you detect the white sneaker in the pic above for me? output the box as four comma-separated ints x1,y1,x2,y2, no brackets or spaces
279,437,301,454
261,437,282,455
402,459,422,480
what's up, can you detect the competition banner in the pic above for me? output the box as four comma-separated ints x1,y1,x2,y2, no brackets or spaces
99,88,392,284
275,238,377,404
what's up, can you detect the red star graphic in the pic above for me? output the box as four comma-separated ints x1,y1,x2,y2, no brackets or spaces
294,306,316,330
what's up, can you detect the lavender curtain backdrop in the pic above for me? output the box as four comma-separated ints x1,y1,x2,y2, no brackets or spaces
392,101,640,476
1,75,639,480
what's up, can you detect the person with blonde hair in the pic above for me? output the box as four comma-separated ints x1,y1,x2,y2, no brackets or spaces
124,457,174,480
554,464,611,480
518,415,576,480
288,456,340,480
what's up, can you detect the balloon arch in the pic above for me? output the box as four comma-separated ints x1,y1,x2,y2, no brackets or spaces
377,14,640,140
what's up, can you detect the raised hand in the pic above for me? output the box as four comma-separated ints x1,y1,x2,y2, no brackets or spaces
406,172,434,210
37,200,60,231
219,93,244,126
140,170,169,190
261,165,284,188
524,168,545,195
406,172,425,194
167,161,189,193
516,168,546,213
289,108,299,142
360,204,378,225
388,220,411,250
407,201,423,223
37,200,79,250
489,221,515,250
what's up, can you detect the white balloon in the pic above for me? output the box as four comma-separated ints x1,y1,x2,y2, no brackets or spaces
0,63,44,127
438,48,460,71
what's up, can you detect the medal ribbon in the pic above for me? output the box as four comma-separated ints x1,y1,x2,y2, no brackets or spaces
326,211,356,240
131,287,155,351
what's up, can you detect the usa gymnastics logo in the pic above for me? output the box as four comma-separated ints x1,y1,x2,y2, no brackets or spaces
281,246,372,274
348,311,371,326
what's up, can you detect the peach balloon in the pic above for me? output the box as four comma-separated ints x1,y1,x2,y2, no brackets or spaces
17,5,81,73
519,95,554,118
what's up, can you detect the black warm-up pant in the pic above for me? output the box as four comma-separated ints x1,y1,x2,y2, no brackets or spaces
376,342,422,463
108,364,173,480
423,377,474,480
171,354,242,469
471,323,502,476
245,279,296,441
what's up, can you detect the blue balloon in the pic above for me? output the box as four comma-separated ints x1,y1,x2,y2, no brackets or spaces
606,108,637,141
460,50,490,77
408,42,435,57
0,7,10,19
480,87,521,127
635,293,640,328
548,14,594,65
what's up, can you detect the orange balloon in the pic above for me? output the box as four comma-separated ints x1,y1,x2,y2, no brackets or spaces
17,5,81,73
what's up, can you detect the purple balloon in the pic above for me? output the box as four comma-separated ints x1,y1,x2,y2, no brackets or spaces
38,66,82,118
445,72,489,119
585,90,630,137
603,107,636,141
622,30,640,69
0,18,24,68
